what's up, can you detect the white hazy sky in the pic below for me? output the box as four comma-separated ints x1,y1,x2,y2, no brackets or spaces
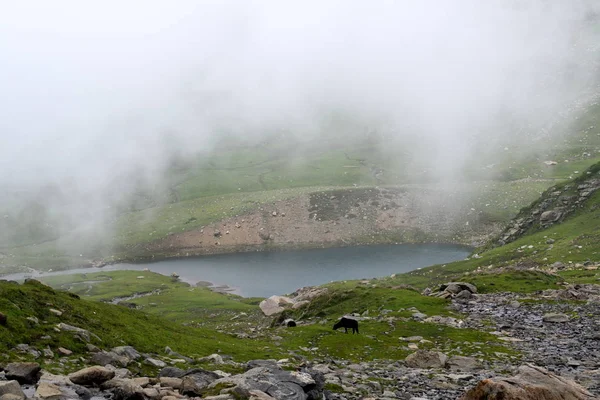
1,1,599,189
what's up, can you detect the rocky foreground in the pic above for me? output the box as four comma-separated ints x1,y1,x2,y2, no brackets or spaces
2,282,600,399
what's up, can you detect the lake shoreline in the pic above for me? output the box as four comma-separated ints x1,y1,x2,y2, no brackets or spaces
3,243,472,298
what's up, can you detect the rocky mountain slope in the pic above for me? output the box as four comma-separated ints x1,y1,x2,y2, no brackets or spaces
1,165,599,400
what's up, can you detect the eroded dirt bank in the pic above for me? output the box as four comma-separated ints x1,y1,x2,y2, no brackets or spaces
122,187,500,260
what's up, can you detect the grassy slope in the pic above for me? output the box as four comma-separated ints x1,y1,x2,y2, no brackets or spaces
10,163,596,367
3,97,600,271
33,271,515,364
0,278,280,369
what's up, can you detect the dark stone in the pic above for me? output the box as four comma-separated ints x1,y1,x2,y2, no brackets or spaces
0,312,6,326
180,369,220,396
158,367,185,378
4,362,41,384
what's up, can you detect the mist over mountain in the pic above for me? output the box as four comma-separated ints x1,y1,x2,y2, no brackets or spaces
1,1,599,251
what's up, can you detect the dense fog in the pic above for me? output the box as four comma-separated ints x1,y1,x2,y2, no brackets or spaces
1,1,599,250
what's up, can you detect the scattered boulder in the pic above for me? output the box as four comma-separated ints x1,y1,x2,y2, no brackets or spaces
144,358,166,368
55,323,100,343
34,382,63,400
0,381,25,400
165,346,194,363
181,369,221,396
460,364,595,400
112,346,141,361
159,377,183,390
91,351,130,367
258,295,294,316
158,367,185,378
68,366,116,386
404,350,448,369
57,347,72,356
112,381,145,400
423,315,464,328
447,356,483,372
197,354,225,365
543,313,570,323
434,282,478,300
4,362,41,384
540,209,562,224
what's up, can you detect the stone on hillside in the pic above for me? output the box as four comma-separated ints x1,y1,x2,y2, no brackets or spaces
86,344,100,353
43,348,54,358
181,369,221,396
68,366,115,386
460,364,595,400
112,346,141,361
405,350,448,369
91,351,129,367
158,367,185,378
55,323,100,343
198,354,224,364
292,300,310,309
5,362,41,384
0,394,25,400
159,377,183,389
543,313,570,323
259,295,293,316
112,381,145,400
35,382,63,400
165,346,194,363
248,390,276,400
48,309,62,316
439,282,477,294
144,358,166,368
455,290,472,300
412,312,427,320
423,315,464,328
57,347,72,356
14,344,41,358
0,312,7,326
540,210,562,224
209,365,324,400
0,381,25,400
447,356,483,372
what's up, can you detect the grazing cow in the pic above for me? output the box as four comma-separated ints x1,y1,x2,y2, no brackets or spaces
333,317,359,334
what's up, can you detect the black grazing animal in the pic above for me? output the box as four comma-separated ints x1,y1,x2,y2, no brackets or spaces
333,317,359,334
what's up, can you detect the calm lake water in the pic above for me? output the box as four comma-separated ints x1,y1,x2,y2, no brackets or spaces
5,244,470,297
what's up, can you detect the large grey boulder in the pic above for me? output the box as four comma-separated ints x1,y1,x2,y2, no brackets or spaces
180,369,221,396
540,210,562,224
460,364,595,400
447,356,483,372
111,346,141,361
34,382,63,400
68,366,115,386
112,381,145,400
405,350,447,369
258,296,294,316
91,351,130,367
208,365,324,400
158,367,185,378
439,282,477,294
0,381,25,400
543,313,569,323
55,323,100,343
5,362,41,384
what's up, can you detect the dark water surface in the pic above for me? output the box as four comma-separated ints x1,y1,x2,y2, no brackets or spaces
6,244,470,297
